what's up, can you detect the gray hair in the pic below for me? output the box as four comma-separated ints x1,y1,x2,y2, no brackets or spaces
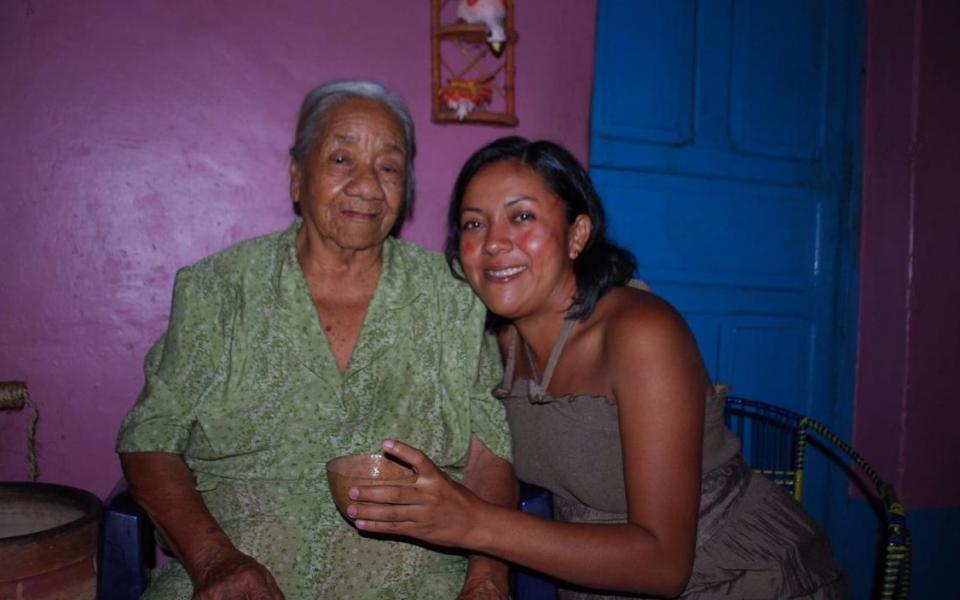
290,80,416,233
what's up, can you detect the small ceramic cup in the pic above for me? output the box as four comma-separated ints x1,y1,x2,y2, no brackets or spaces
325,454,417,518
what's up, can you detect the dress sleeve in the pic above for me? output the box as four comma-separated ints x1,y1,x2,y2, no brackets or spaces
469,326,512,461
116,265,229,455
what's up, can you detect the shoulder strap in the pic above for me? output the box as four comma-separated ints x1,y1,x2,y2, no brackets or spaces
524,319,577,392
502,326,518,387
493,326,519,399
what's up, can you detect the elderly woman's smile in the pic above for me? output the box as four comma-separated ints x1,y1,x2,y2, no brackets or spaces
291,96,407,254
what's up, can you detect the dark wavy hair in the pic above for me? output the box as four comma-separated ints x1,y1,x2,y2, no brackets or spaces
445,136,637,330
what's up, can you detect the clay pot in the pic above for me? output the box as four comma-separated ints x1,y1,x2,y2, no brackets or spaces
0,482,102,600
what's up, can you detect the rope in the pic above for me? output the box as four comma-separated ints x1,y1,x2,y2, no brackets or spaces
25,392,39,481
0,381,39,481
0,381,28,409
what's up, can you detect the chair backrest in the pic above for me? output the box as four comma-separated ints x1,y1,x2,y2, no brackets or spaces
724,396,912,600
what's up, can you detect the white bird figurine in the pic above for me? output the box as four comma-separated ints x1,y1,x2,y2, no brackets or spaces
456,0,508,56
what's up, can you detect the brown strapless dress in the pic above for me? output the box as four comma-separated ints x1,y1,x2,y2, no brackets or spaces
495,317,846,599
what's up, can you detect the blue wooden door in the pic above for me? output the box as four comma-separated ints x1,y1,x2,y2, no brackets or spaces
590,0,861,525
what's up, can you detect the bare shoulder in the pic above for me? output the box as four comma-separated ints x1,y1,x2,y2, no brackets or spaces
594,287,710,408
595,286,695,355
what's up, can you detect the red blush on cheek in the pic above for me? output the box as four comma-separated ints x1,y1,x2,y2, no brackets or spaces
517,230,541,251
461,238,477,255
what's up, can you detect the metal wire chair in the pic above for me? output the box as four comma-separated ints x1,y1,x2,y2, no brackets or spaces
724,396,911,600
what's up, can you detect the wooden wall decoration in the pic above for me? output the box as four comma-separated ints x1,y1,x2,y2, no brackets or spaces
431,0,518,126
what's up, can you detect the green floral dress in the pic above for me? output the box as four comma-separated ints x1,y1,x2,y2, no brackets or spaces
117,220,511,599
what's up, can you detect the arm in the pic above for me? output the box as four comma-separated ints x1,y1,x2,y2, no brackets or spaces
117,269,283,598
353,299,706,596
458,435,517,599
120,452,284,599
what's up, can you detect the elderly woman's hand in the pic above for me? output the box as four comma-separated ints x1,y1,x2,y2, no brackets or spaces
347,439,488,549
457,572,510,600
191,547,285,600
457,576,510,600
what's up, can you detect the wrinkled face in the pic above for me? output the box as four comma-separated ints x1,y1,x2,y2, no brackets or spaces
458,161,590,320
291,97,407,252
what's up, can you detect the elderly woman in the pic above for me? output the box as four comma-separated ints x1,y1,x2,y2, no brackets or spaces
117,81,514,599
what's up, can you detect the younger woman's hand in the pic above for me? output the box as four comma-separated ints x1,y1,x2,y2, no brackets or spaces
346,439,485,549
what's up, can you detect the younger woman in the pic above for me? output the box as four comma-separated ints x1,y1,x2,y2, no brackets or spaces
349,137,845,599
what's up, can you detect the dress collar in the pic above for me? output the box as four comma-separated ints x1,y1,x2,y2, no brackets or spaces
274,218,420,312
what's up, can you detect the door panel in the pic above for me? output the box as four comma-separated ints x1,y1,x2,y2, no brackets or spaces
596,173,830,292
721,317,816,407
593,0,849,187
592,1,697,146
729,0,828,161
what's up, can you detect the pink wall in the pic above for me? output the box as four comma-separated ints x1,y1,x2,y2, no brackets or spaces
10,0,954,515
856,0,960,508
0,0,598,497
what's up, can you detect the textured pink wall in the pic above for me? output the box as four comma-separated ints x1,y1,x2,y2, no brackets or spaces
856,0,960,508
0,0,597,497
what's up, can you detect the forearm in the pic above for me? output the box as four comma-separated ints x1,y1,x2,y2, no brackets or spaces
120,451,239,583
464,444,693,596
469,506,693,597
353,439,689,595
461,437,516,593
